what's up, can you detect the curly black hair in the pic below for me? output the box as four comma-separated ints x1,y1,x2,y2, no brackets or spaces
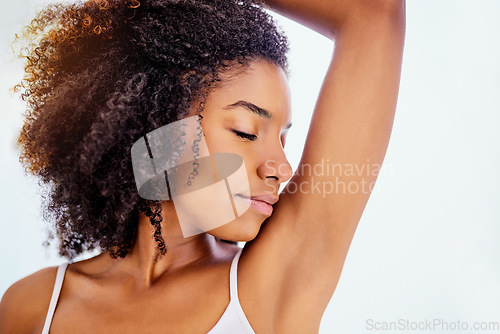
13,0,289,260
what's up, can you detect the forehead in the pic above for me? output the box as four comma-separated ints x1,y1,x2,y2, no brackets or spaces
206,59,291,123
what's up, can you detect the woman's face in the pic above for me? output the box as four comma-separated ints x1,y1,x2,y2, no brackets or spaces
182,59,293,242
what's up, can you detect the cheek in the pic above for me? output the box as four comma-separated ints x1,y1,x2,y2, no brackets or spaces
202,122,247,157
200,118,228,154
204,131,228,154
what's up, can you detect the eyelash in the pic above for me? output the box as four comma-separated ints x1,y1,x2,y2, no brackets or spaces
232,130,258,141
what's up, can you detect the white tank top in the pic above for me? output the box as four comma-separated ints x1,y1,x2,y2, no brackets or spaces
41,248,255,333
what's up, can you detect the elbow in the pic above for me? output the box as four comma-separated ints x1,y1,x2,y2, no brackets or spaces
345,0,406,35
328,0,405,41
361,0,405,14
359,0,406,22
329,0,406,36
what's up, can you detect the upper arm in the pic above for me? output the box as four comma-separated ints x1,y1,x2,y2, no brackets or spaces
239,1,406,331
0,267,57,334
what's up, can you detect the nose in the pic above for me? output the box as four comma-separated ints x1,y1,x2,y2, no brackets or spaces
256,145,293,185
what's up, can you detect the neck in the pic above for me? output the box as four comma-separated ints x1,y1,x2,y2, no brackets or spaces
117,200,219,289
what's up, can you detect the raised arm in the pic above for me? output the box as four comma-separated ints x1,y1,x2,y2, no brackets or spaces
239,0,406,332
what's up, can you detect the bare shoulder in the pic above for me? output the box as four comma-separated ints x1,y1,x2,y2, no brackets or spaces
0,266,59,334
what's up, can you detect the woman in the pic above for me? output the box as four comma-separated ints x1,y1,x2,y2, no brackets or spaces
0,0,405,332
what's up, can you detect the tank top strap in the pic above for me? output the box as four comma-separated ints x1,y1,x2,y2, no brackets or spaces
41,263,69,334
229,247,243,302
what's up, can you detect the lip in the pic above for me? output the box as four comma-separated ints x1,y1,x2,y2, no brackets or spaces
249,194,279,205
234,194,278,216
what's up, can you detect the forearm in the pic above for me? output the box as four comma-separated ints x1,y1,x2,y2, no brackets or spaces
261,0,405,40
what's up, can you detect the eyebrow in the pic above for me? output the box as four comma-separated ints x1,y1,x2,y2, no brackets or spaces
223,100,292,130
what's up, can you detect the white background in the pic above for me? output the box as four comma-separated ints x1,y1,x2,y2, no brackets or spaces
1,1,499,333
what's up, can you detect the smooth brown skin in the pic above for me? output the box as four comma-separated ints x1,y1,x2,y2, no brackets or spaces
0,0,406,333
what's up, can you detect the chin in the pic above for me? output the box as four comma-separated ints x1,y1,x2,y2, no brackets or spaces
208,211,264,242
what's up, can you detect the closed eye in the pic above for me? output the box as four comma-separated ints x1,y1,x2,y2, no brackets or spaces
232,129,258,141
